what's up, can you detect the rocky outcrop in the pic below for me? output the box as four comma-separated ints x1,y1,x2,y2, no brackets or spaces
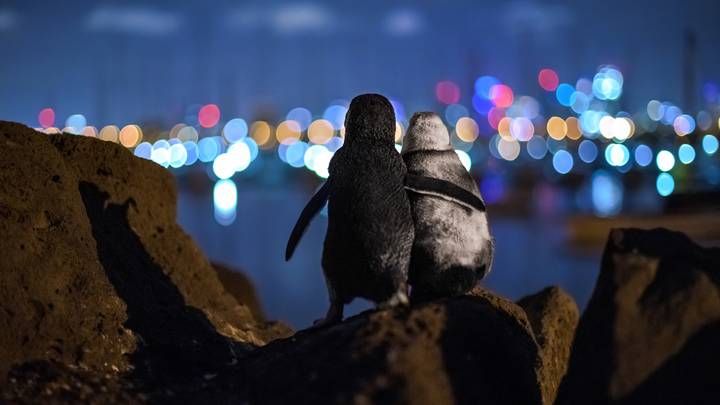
518,286,579,405
211,263,267,322
0,122,289,385
4,122,719,404
557,228,720,404
244,287,544,404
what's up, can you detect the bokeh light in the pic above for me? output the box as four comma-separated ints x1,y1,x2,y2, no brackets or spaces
436,80,461,104
168,143,188,168
656,150,675,172
198,137,221,162
183,141,198,166
555,84,574,107
134,142,152,160
151,140,170,168
307,119,334,144
656,173,675,197
38,108,55,128
251,121,273,148
198,104,221,128
65,114,87,134
678,144,696,164
592,170,623,217
213,153,236,179
703,134,719,154
634,144,653,167
552,150,574,174
526,136,547,159
489,84,514,108
227,141,252,172
565,117,582,140
286,141,309,168
474,75,500,99
213,179,237,226
673,114,696,136
119,125,141,147
177,126,199,143
592,66,623,100
323,104,348,130
276,120,302,145
647,100,664,121
547,116,567,140
605,144,630,167
538,68,559,91
455,117,479,142
444,104,469,126
578,140,598,163
286,107,312,131
510,117,533,141
223,118,249,143
498,138,520,161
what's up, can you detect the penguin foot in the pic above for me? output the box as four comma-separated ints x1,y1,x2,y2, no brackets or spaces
378,290,409,310
312,302,344,328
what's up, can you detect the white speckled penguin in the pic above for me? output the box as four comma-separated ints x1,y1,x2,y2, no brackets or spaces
401,112,494,302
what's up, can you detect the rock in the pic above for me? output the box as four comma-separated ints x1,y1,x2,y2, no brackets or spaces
557,228,720,404
243,287,544,405
211,263,267,322
0,122,288,386
517,286,579,405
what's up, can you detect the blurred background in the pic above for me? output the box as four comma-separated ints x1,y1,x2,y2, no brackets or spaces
1,0,719,328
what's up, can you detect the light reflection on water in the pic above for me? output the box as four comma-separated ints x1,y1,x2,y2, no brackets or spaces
178,187,601,329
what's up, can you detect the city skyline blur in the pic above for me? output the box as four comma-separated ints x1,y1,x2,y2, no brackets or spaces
2,1,720,125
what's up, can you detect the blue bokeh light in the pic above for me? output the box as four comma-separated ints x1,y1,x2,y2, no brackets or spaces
591,170,623,217
578,140,598,163
552,150,574,174
703,134,719,154
474,75,500,99
656,173,675,197
634,144,653,167
555,83,574,107
678,144,696,164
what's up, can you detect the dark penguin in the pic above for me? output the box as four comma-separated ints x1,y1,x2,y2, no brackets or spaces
402,112,494,302
286,94,414,325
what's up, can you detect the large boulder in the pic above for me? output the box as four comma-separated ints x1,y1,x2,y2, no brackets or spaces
0,122,289,384
518,286,579,405
212,263,267,322
244,287,544,404
557,228,720,404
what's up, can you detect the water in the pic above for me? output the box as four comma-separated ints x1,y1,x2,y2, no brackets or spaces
178,186,601,329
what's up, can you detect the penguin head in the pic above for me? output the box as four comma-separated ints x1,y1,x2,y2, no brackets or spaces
344,94,395,145
401,112,452,154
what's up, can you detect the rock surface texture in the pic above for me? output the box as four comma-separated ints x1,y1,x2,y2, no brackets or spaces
2,122,718,404
0,122,289,400
557,227,720,404
518,286,579,405
244,287,545,404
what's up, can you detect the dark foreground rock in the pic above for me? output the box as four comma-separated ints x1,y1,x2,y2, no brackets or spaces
518,286,579,405
212,263,268,322
557,228,720,404
243,287,546,404
0,122,289,393
6,122,718,404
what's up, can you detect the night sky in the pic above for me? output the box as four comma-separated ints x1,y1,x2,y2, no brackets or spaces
2,0,720,125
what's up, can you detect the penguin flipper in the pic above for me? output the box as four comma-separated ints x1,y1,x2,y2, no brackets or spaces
285,180,332,261
404,174,486,212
